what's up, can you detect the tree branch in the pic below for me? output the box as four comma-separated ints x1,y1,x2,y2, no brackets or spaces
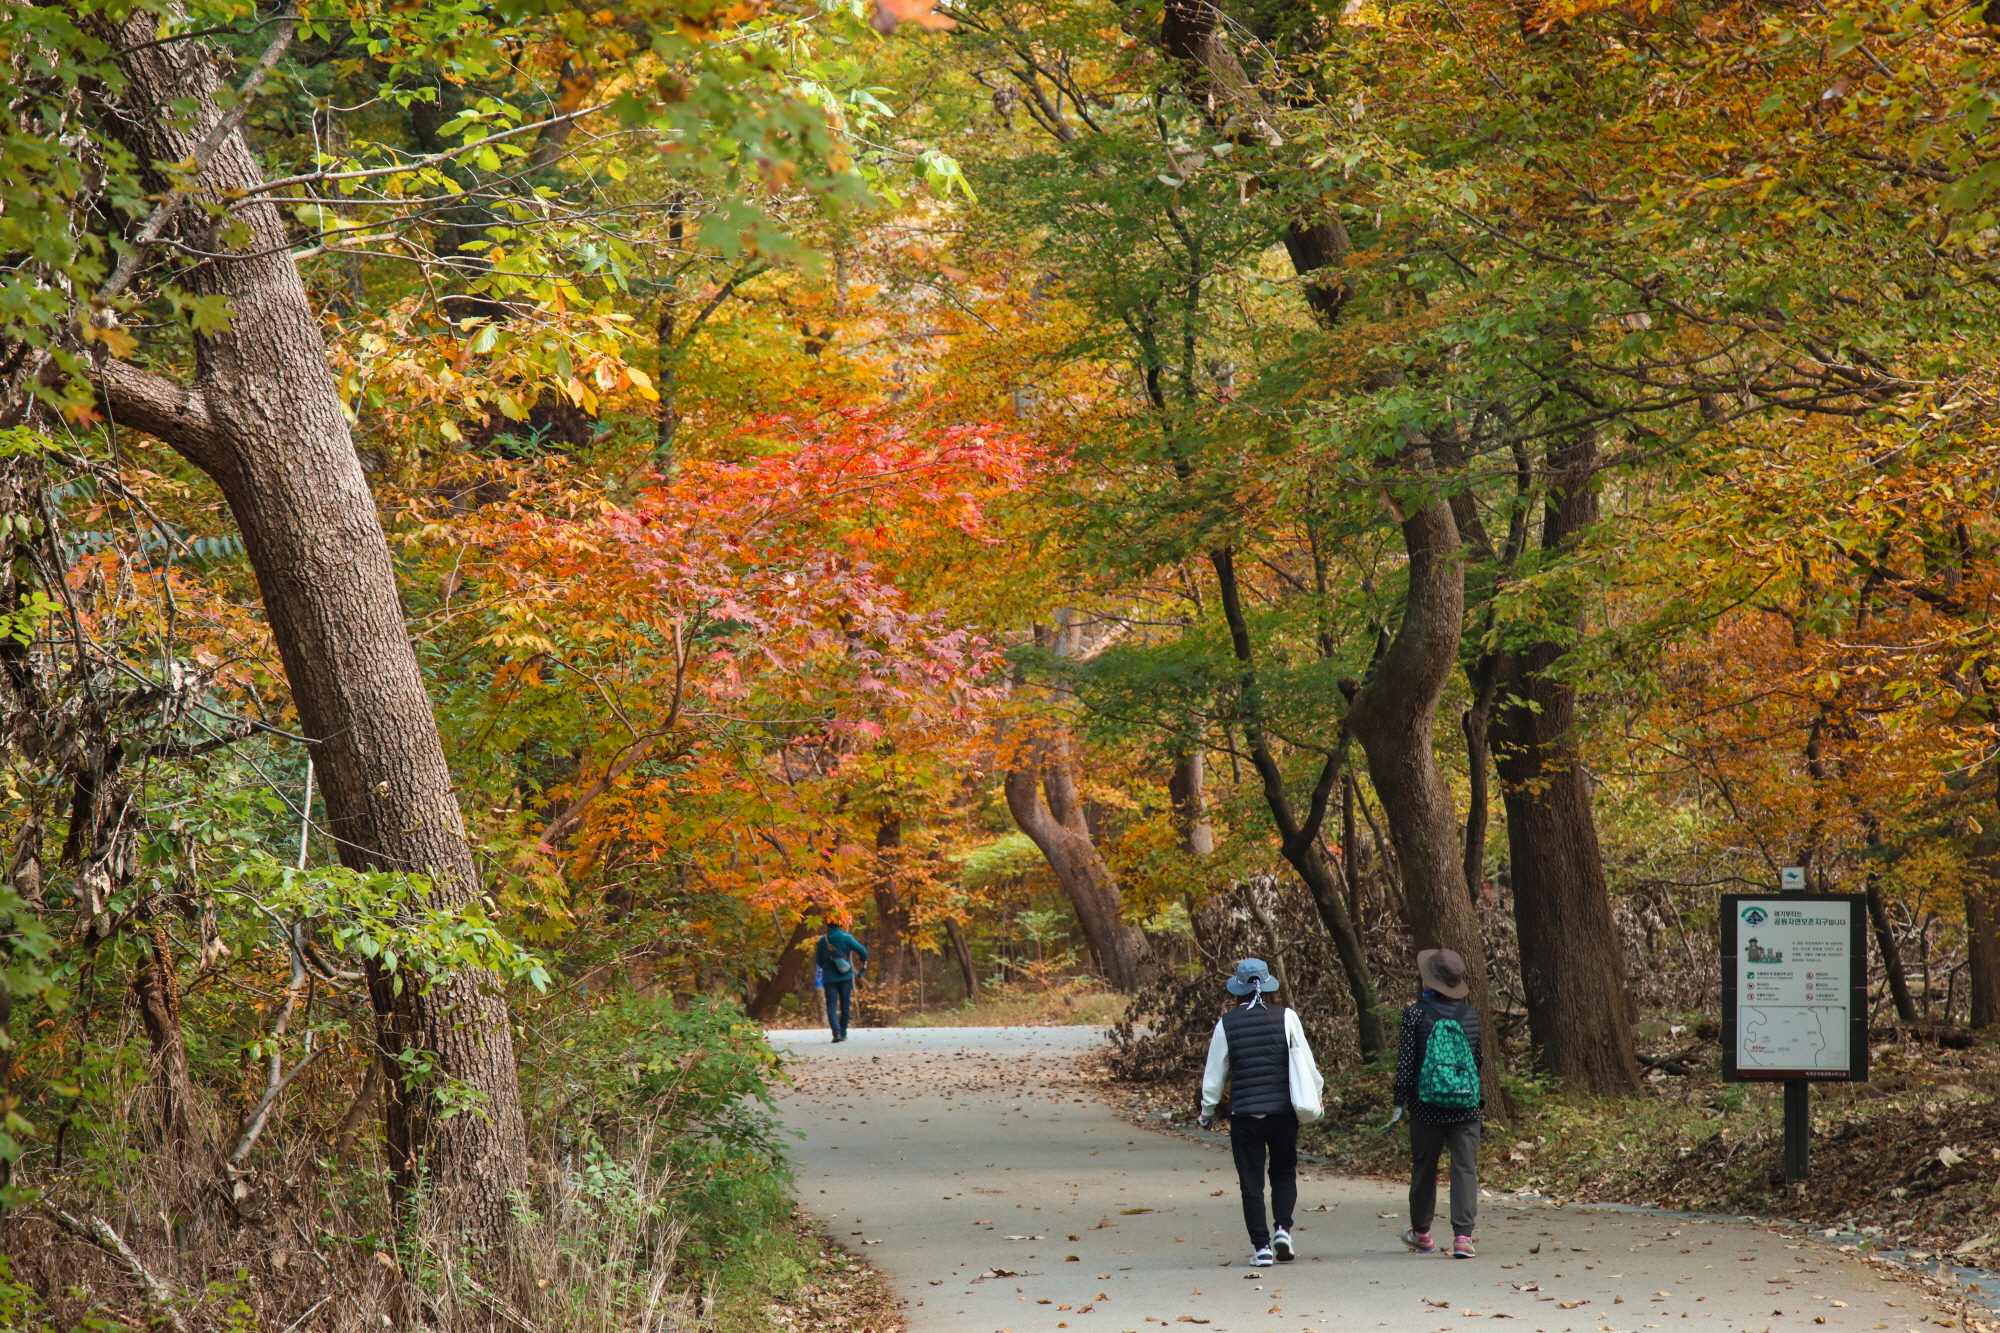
45,1209,188,1332
95,361,220,472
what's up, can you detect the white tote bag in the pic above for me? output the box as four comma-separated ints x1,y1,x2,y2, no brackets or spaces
1289,1028,1325,1125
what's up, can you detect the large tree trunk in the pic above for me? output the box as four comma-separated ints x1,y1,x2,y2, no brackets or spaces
1341,456,1496,1089
1486,434,1640,1094
96,19,530,1263
1004,733,1154,991
1969,880,2000,1028
872,813,913,1004
748,918,815,1022
1168,749,1215,855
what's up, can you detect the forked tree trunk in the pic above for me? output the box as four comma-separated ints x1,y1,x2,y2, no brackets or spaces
1867,874,1918,1024
1486,435,1640,1094
1004,734,1154,991
1210,547,1384,1054
1341,456,1496,1092
95,18,530,1264
944,917,981,1003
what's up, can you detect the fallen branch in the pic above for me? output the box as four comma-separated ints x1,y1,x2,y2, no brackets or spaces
45,1208,188,1333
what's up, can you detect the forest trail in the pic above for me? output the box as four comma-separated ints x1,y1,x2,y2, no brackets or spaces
771,1027,1948,1333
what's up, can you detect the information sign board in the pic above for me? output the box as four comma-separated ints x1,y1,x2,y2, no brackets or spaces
1720,894,1868,1083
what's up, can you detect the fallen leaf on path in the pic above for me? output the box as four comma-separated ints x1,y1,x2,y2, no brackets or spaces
1513,1284,1540,1292
1831,1301,1848,1308
1121,1208,1155,1215
1179,1319,1211,1324
1093,1218,1118,1228
1558,1300,1588,1309
1426,1299,1453,1308
1529,1243,1542,1255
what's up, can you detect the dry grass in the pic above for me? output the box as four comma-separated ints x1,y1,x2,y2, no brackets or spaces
896,977,1129,1028
755,1215,906,1333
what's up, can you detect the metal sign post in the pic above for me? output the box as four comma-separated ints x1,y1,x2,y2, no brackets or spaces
1721,879,1868,1185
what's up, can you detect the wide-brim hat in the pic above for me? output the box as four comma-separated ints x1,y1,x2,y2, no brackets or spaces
1417,948,1470,999
1226,958,1280,995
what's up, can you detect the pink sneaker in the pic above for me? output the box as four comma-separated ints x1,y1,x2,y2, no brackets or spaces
1400,1227,1435,1252
1452,1235,1476,1259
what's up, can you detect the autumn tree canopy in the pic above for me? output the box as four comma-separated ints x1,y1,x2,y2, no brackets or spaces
4,0,2000,1324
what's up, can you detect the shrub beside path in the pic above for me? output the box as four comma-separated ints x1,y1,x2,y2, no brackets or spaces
771,1026,1974,1333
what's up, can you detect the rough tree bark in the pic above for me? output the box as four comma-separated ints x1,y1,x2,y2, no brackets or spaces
131,914,202,1153
1168,749,1215,856
1004,732,1154,991
93,18,531,1260
1970,887,2000,1029
1485,434,1640,1094
1341,451,1496,1089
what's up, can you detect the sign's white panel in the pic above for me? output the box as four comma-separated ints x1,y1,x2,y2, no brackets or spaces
1733,898,1856,1074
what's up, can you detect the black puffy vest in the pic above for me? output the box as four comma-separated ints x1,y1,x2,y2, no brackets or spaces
1221,1003,1290,1115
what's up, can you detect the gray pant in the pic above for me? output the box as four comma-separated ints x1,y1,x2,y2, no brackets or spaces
1409,1120,1481,1238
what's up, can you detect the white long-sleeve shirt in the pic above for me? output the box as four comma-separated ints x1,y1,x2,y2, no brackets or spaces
1200,1005,1321,1113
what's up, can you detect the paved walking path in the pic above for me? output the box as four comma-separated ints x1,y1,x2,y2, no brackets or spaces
770,1026,1954,1333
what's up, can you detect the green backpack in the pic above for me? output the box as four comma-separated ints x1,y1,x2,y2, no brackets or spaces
1417,1016,1481,1109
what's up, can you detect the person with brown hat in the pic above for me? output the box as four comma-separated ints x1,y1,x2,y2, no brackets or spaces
1392,947,1484,1259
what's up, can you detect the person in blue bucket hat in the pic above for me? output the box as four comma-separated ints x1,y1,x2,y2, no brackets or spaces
1197,958,1324,1266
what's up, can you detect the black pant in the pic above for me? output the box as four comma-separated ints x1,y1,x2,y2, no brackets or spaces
1409,1119,1481,1238
1229,1113,1297,1249
824,978,853,1038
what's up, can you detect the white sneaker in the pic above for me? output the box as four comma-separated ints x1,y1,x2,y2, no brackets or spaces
1272,1227,1294,1262
1249,1246,1275,1266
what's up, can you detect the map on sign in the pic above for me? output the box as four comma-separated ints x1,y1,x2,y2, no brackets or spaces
1734,898,1855,1074
1739,1005,1848,1071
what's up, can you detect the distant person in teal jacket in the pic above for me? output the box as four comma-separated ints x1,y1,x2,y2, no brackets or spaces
815,923,869,1043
